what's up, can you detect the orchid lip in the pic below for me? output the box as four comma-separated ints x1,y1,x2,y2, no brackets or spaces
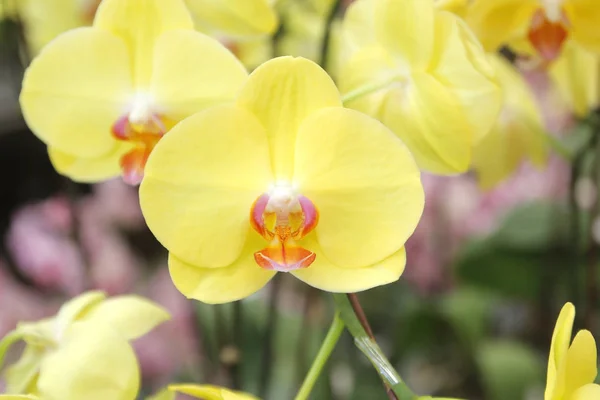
250,185,319,271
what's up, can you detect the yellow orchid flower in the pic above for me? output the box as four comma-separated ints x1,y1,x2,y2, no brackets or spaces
550,40,600,118
340,0,501,175
140,56,424,304
472,55,548,189
17,0,100,54
435,0,471,17
467,0,600,62
545,303,600,400
184,0,279,39
149,384,258,400
20,0,248,185
0,291,169,400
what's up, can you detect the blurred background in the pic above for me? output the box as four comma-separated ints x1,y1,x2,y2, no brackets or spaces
0,0,596,399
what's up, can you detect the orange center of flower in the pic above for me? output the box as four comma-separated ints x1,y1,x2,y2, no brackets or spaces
527,7,569,61
250,185,319,272
111,104,171,185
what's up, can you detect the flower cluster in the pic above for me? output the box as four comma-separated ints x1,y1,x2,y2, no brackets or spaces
1,0,600,398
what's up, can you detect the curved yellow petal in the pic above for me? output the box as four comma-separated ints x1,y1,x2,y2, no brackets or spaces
4,344,44,394
566,0,600,54
150,29,247,121
564,330,597,397
147,388,175,400
343,0,377,49
473,56,546,189
140,105,272,269
48,143,132,183
168,233,275,304
339,45,400,116
373,0,435,69
20,27,132,158
292,237,406,292
571,384,600,400
37,322,139,400
293,107,423,268
380,72,472,174
545,302,576,400
94,0,193,87
550,40,600,118
80,296,170,340
54,291,107,333
236,57,341,181
466,0,538,51
170,384,259,400
185,0,278,37
432,13,501,142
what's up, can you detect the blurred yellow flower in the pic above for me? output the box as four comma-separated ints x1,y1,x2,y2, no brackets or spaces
0,0,20,20
550,40,600,118
0,396,38,400
472,55,547,189
150,384,258,400
20,0,247,185
340,0,501,175
140,56,424,304
545,303,600,400
467,0,600,61
0,291,169,400
435,0,470,17
185,0,278,38
17,0,100,54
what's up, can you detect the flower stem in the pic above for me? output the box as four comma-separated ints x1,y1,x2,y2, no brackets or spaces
333,293,417,400
294,312,345,400
319,0,342,70
259,275,282,397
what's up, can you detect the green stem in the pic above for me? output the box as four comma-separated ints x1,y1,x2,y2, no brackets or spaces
295,313,345,400
545,132,573,161
341,77,399,105
333,294,417,400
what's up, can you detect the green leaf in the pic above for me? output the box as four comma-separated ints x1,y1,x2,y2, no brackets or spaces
476,340,544,400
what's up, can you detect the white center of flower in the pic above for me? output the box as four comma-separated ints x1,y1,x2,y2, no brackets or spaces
128,92,156,125
266,182,300,216
541,0,564,22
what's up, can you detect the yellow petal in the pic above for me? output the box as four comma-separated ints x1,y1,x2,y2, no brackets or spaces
54,291,107,333
339,45,400,116
293,107,423,268
373,0,434,69
37,322,139,400
0,396,39,400
571,384,600,400
185,0,278,37
564,330,597,397
550,40,600,118
379,72,472,174
236,57,341,181
545,302,576,400
473,56,547,189
168,233,275,304
20,28,132,158
80,296,170,340
4,344,44,394
565,0,600,54
140,105,272,269
292,237,406,292
431,13,502,142
146,388,175,400
466,0,538,51
94,0,193,87
343,0,377,49
170,384,259,400
48,143,132,183
150,29,247,121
